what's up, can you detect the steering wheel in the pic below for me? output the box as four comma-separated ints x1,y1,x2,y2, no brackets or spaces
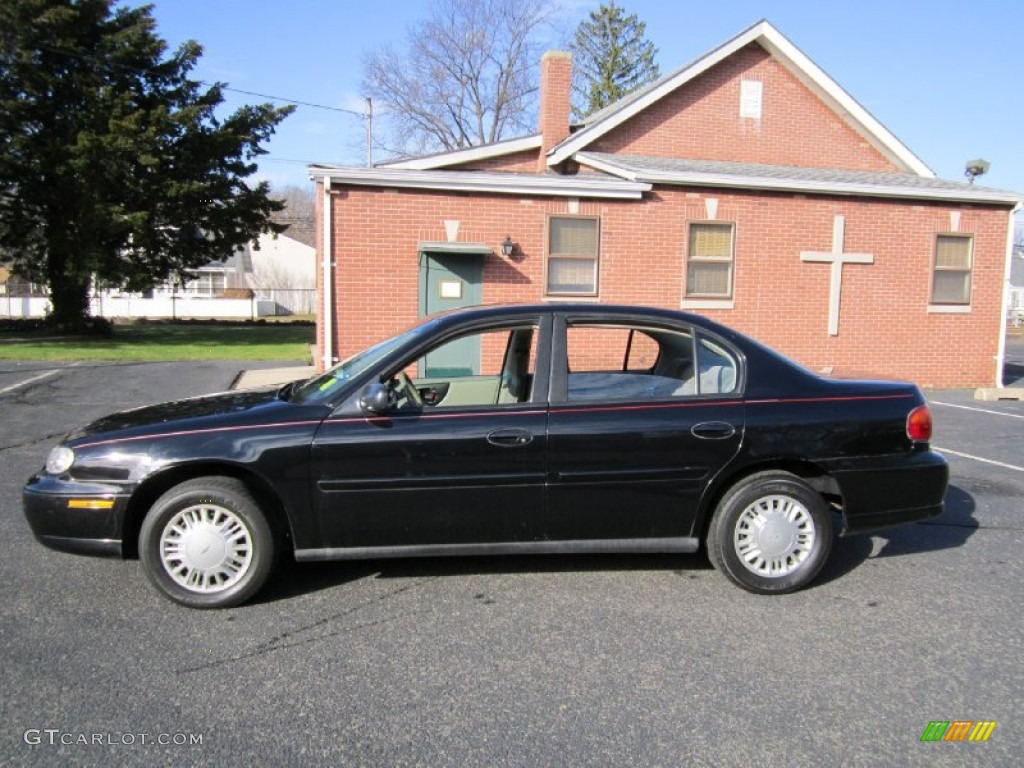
392,371,423,410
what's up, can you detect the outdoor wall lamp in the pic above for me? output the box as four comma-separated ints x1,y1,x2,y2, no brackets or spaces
500,236,515,258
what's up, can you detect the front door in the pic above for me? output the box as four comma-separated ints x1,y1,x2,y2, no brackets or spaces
419,252,482,377
311,316,551,551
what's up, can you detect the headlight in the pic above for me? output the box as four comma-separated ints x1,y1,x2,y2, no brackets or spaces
45,445,75,475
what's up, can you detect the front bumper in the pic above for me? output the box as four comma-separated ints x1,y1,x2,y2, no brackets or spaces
23,475,131,557
824,449,949,536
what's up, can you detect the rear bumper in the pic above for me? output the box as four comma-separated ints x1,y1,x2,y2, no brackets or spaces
23,475,129,557
824,449,949,536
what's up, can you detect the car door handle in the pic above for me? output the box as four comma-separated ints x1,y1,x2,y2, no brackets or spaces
691,421,737,440
486,428,534,448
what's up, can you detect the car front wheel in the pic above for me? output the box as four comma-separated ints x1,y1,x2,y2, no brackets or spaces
707,471,833,594
139,476,276,608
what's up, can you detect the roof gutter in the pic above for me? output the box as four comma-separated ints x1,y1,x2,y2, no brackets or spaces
307,165,650,199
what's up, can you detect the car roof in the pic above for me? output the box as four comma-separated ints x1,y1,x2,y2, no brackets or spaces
430,301,706,325
426,302,741,340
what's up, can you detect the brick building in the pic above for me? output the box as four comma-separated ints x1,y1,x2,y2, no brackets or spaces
310,20,1021,388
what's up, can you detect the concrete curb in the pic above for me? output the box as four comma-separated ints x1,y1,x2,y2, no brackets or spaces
231,366,316,390
974,387,1024,401
232,345,318,390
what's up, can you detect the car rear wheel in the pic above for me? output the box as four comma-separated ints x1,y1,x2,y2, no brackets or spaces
707,471,832,594
139,477,276,608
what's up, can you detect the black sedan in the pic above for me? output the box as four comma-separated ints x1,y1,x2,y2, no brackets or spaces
24,304,948,608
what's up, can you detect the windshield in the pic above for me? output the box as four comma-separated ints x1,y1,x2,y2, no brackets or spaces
289,322,430,404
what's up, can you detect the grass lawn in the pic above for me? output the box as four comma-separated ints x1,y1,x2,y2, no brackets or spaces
0,322,315,362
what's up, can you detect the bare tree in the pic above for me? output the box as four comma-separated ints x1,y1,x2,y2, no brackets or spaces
270,185,315,247
363,0,555,158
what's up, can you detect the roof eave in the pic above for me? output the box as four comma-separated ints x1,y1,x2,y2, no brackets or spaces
379,135,542,170
608,172,1019,206
307,165,651,199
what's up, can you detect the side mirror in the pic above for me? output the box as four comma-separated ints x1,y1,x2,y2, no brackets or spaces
358,381,391,413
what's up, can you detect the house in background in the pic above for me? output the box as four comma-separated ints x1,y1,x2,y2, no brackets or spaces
1,233,314,320
1010,243,1024,325
310,19,1021,388
242,232,316,315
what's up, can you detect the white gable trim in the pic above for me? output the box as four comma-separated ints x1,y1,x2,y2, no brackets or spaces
756,24,933,177
308,165,650,199
380,135,542,170
548,20,934,178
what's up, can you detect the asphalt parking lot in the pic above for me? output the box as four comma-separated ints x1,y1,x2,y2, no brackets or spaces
1,358,1021,766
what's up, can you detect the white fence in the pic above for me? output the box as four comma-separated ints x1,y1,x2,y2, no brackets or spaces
1,294,277,319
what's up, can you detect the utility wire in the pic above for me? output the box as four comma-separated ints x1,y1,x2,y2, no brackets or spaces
218,87,366,118
29,41,368,118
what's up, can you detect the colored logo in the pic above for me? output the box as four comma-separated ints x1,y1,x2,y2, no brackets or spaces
921,721,997,742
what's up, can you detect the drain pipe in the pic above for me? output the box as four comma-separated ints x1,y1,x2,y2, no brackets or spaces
321,177,334,372
996,202,1022,388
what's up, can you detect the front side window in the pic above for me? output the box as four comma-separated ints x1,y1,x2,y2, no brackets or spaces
290,323,432,403
547,215,599,296
931,234,973,305
686,222,734,298
400,325,539,408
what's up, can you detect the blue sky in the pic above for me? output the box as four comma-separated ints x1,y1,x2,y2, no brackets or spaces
131,0,1022,197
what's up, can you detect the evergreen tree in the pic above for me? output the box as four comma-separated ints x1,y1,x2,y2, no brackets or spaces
0,0,294,330
569,1,660,121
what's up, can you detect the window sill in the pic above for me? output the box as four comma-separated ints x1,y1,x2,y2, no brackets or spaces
681,299,734,310
927,304,971,314
542,295,602,303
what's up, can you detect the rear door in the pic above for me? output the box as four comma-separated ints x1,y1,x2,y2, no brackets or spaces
545,315,744,542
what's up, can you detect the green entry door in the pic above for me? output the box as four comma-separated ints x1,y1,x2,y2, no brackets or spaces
419,252,483,377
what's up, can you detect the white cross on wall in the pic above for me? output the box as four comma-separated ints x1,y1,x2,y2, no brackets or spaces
800,215,874,336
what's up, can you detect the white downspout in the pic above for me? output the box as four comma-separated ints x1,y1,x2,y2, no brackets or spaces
321,177,334,371
995,202,1023,388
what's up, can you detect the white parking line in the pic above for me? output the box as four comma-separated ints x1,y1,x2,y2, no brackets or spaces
0,369,60,395
935,447,1024,473
931,401,1024,420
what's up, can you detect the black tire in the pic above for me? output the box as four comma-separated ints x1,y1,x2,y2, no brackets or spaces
707,471,832,594
139,476,276,609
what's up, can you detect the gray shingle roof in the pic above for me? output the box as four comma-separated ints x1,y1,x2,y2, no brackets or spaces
578,152,1023,204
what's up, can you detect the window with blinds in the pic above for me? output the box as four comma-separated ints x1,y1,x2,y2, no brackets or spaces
931,234,972,305
546,215,600,295
686,222,734,298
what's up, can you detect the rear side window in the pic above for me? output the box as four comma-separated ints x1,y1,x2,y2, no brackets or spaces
694,335,738,395
566,324,694,401
566,326,660,374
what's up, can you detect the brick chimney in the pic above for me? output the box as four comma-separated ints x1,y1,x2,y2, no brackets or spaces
537,51,572,172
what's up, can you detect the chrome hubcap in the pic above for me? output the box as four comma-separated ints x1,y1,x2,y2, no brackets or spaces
734,494,815,578
160,504,252,593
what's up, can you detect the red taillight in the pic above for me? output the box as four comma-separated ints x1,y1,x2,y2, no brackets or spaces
907,405,932,442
